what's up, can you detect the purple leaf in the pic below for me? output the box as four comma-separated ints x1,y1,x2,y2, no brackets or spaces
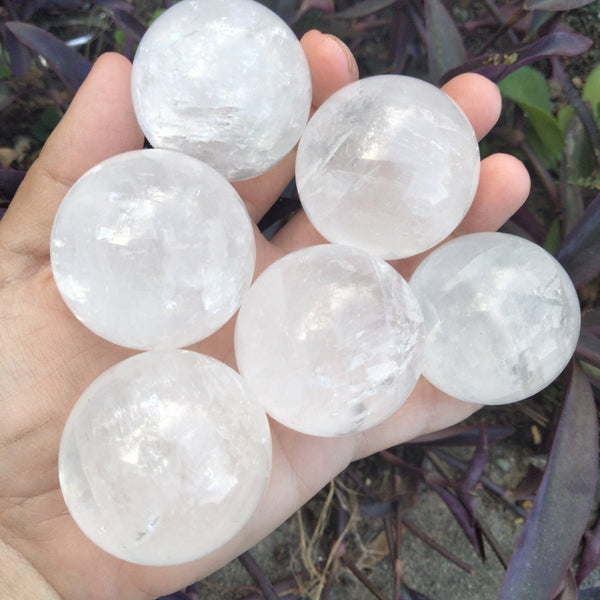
554,569,578,600
112,10,147,42
441,31,592,83
4,22,91,93
524,0,597,11
499,364,599,600
412,424,515,447
576,330,600,369
0,169,26,203
428,481,485,559
556,193,600,287
329,0,399,19
401,584,435,600
389,4,418,74
577,586,600,599
510,205,547,244
238,551,280,600
582,308,600,330
19,0,50,20
359,500,394,518
424,0,466,83
90,0,134,10
295,0,334,20
2,25,31,79
459,422,488,494
510,464,545,502
576,514,600,585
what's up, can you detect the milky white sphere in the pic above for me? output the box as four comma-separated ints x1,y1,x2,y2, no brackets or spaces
235,245,424,436
295,75,480,259
59,350,272,566
409,232,581,405
50,149,255,350
131,0,312,181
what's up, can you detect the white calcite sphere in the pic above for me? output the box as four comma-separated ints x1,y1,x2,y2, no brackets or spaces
59,350,272,566
409,232,581,405
50,149,255,350
131,0,312,181
295,75,480,259
235,244,425,436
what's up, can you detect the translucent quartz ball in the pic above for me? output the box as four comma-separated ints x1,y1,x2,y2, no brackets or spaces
295,75,480,259
50,149,255,350
409,232,581,405
59,350,272,566
131,0,312,181
234,244,425,436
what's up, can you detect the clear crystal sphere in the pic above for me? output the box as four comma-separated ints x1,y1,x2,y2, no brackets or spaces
50,149,255,350
59,350,272,566
131,0,312,181
409,232,581,405
295,75,480,259
234,244,425,436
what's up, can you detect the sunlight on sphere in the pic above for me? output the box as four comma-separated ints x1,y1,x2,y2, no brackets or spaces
50,149,255,350
296,75,480,259
409,232,581,405
59,350,272,566
235,245,425,437
131,0,312,181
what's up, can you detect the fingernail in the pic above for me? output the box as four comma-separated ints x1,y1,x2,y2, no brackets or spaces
324,33,359,80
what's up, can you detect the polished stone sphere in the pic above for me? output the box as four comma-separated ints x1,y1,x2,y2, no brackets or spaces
409,232,581,405
50,149,255,350
234,244,425,436
59,350,272,566
131,0,312,181
295,75,480,259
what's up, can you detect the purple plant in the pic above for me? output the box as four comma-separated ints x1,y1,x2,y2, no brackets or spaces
1,0,599,597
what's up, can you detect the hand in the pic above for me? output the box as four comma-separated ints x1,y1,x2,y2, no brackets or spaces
0,30,530,600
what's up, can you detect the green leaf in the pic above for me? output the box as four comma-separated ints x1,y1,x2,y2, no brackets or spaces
32,108,62,142
113,29,126,52
40,107,61,130
582,64,600,124
499,66,552,113
524,104,564,162
561,113,596,234
500,66,564,164
543,218,562,254
424,0,466,83
556,104,575,134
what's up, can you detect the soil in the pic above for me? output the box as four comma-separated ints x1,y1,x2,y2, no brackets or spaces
197,430,600,599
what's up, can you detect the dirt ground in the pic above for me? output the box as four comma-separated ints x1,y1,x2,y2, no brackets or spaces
197,432,600,599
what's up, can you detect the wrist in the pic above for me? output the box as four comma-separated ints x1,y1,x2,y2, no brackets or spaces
0,540,62,600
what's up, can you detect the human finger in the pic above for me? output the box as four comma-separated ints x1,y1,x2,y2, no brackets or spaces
441,72,501,141
233,30,359,223
271,73,510,254
119,380,477,596
394,152,531,278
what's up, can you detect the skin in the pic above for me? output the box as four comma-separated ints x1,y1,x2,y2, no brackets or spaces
0,30,530,600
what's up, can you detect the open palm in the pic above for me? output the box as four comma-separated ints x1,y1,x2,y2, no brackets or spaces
0,31,529,600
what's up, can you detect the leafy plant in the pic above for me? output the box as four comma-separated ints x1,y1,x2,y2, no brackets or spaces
2,0,599,598
0,0,156,200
